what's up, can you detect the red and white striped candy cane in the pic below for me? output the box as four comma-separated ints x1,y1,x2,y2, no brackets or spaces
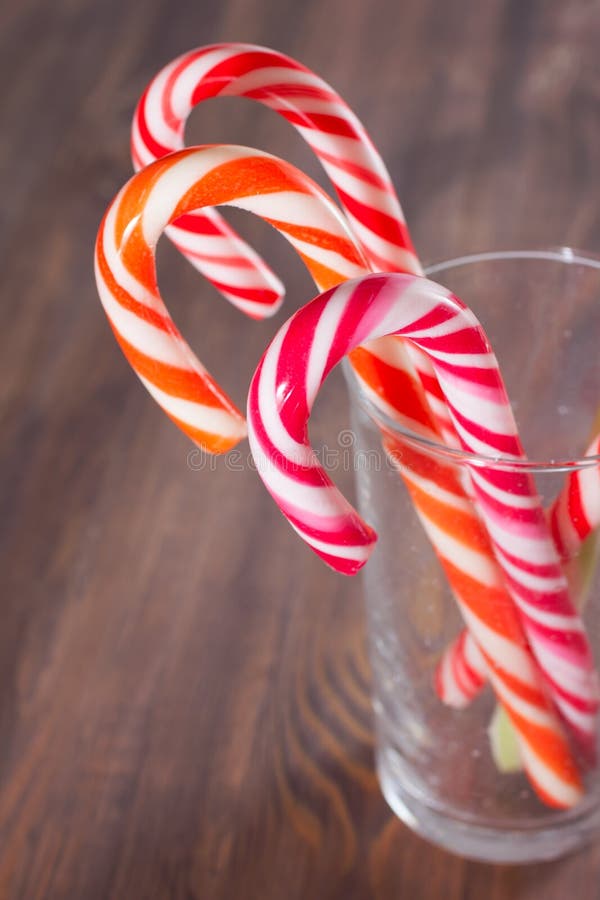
133,50,526,728
247,272,599,760
440,435,600,707
95,145,367,454
132,43,458,440
132,43,419,291
435,629,487,708
551,435,600,561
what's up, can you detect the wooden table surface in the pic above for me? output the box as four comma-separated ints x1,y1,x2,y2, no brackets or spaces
3,0,600,897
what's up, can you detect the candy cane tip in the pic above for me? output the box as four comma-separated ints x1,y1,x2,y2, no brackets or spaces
318,553,371,576
313,533,377,575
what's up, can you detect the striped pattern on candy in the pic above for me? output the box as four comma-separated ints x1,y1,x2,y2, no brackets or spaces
436,632,489,709
130,105,511,733
551,435,600,561
247,272,598,762
132,43,457,439
94,145,367,454
435,629,487,708
132,42,420,293
133,50,496,703
160,209,285,320
440,435,600,708
132,49,285,320
381,430,582,806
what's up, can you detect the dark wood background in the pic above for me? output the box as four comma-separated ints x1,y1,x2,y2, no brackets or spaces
3,0,600,896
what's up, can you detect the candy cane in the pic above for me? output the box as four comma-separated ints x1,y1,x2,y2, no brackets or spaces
132,43,419,286
98,142,453,456
132,43,459,441
103,137,541,746
439,435,600,707
435,628,487,708
551,435,600,561
247,272,599,763
95,145,367,454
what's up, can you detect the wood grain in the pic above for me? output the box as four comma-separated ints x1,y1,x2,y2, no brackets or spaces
2,0,600,896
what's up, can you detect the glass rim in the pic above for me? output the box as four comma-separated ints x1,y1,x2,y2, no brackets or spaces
343,246,600,473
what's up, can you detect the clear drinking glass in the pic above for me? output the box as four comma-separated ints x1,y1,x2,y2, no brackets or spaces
344,249,600,863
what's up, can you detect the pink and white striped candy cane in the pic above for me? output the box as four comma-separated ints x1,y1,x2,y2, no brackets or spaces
440,435,600,708
132,44,457,441
95,145,368,454
247,272,599,758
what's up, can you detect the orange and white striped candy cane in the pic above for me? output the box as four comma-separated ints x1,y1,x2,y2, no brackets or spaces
95,144,369,454
98,139,457,456
97,142,597,743
98,142,518,673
